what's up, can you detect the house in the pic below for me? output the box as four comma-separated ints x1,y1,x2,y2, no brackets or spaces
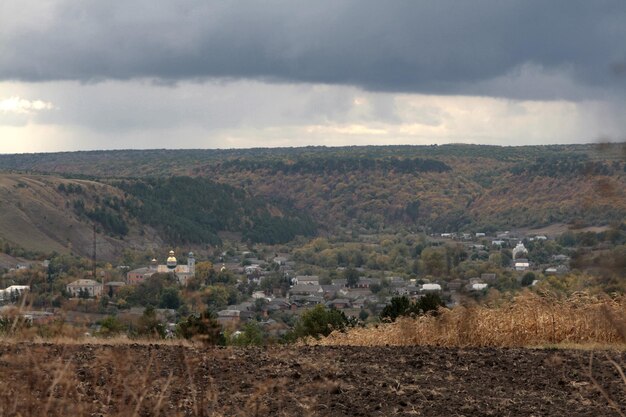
127,267,155,285
421,283,442,292
341,288,374,300
289,295,324,306
66,279,103,298
273,256,288,265
289,284,324,297
216,310,240,325
245,264,262,275
21,310,55,325
331,278,347,287
268,298,296,311
545,265,568,275
514,259,530,271
552,254,570,263
0,285,30,302
475,232,486,238
326,299,351,309
492,240,505,246
355,278,380,289
321,285,341,298
103,281,126,296
392,285,410,296
470,283,488,291
293,275,320,285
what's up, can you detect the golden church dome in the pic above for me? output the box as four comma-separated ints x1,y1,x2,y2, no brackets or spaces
166,250,177,269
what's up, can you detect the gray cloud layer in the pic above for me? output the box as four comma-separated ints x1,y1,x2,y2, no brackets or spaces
2,0,625,99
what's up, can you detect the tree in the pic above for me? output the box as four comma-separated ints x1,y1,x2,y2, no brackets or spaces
291,304,348,339
344,267,360,288
136,307,166,339
231,322,264,346
98,316,126,337
194,261,214,285
176,310,224,345
380,296,415,321
421,247,446,276
380,294,445,322
159,287,181,309
521,272,536,287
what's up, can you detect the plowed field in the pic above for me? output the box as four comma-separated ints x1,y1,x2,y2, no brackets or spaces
0,343,624,416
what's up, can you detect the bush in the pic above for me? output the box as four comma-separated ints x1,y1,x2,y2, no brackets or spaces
380,294,445,322
97,316,126,337
291,304,348,340
135,307,166,339
231,322,264,346
176,310,224,345
521,272,536,287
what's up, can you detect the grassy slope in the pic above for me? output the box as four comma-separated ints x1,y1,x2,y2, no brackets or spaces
0,174,163,260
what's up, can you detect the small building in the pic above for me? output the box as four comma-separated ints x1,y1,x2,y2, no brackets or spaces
421,283,442,292
127,267,155,285
471,283,488,291
289,284,324,297
514,259,530,271
294,275,320,286
447,279,463,291
0,285,30,302
216,309,240,325
66,279,103,298
104,281,126,296
326,299,351,309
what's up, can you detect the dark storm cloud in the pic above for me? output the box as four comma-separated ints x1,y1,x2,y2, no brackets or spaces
1,0,625,98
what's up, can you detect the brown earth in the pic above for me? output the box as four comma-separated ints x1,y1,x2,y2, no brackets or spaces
1,343,625,416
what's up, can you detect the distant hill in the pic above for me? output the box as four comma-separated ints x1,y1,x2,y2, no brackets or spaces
0,174,316,260
0,144,624,256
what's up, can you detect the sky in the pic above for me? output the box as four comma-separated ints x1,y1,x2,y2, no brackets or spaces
1,0,625,153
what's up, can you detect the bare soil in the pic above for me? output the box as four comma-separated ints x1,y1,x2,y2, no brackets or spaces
0,343,624,416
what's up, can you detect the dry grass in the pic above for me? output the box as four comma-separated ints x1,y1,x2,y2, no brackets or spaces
318,291,626,348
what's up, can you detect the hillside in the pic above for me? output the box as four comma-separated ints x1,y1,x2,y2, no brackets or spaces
0,144,624,257
0,174,316,260
0,174,163,261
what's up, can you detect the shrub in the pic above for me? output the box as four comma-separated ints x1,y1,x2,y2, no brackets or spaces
176,310,224,345
291,304,348,340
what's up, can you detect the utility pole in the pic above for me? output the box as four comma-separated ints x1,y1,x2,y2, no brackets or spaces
92,223,97,280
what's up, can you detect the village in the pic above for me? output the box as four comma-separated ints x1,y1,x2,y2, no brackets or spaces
0,223,588,342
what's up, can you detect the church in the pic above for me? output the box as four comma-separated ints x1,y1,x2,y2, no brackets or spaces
127,250,196,286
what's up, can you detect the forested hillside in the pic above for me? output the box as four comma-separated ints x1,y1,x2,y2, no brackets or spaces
0,174,316,260
0,144,624,244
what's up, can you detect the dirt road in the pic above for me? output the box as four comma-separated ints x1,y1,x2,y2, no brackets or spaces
0,343,624,416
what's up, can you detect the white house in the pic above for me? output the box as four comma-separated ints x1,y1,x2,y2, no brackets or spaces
421,283,442,292
0,285,30,302
514,259,530,271
471,283,489,291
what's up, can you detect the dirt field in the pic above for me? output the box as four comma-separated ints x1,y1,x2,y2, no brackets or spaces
1,343,624,416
